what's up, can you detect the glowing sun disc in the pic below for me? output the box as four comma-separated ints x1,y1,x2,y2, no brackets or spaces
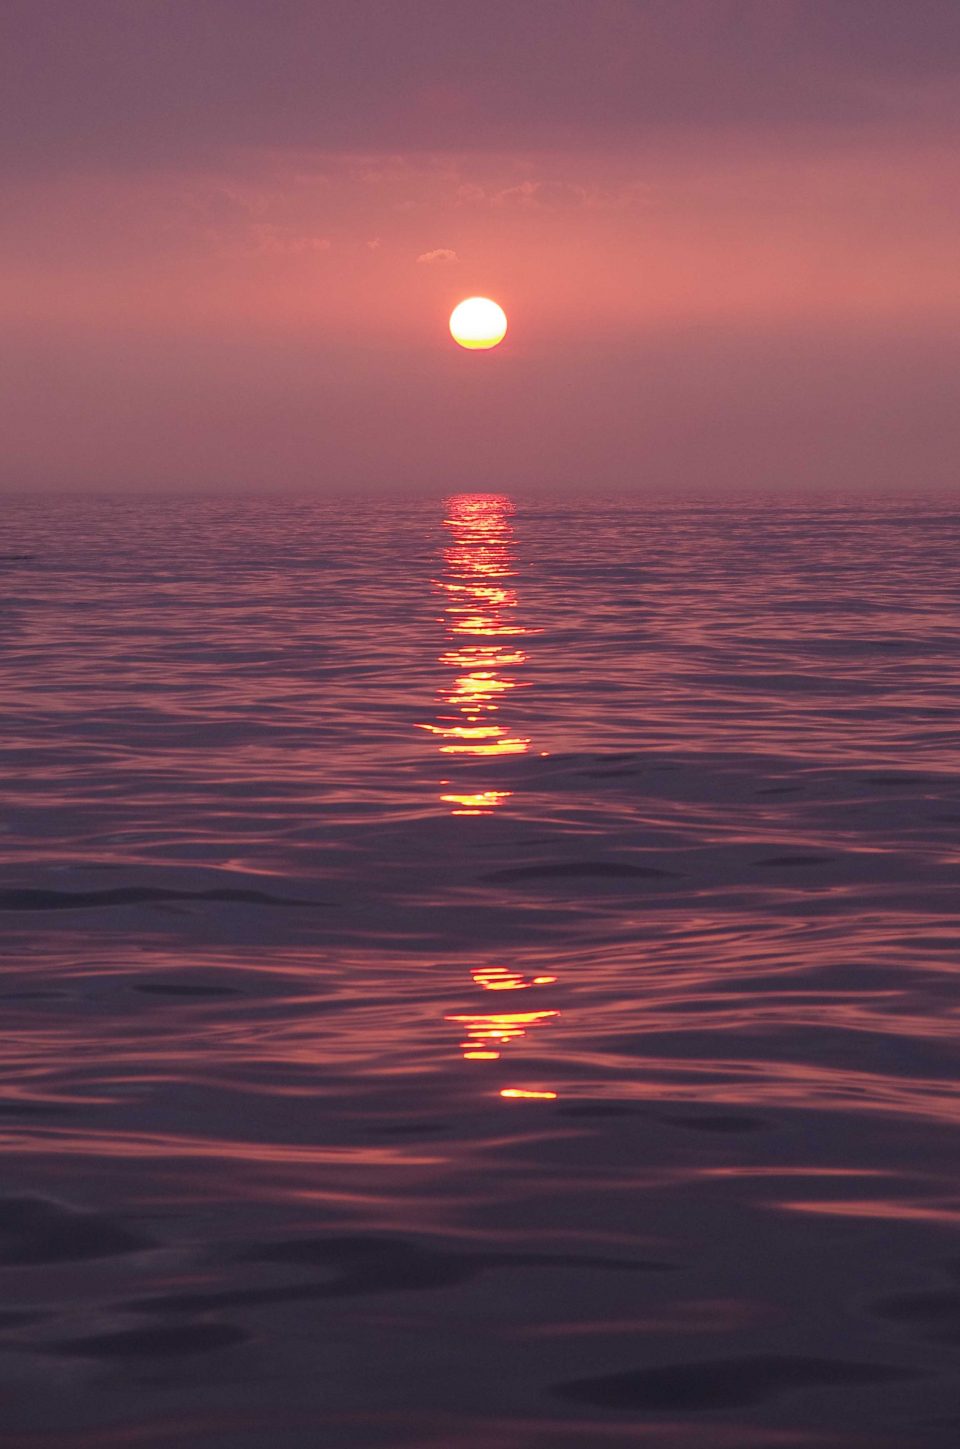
450,297,508,350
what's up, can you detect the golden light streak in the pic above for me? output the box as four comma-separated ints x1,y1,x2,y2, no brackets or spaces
441,790,513,815
501,1089,558,1101
417,493,534,812
450,961,559,1061
473,966,557,991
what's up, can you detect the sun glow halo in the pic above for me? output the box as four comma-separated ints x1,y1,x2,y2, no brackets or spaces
449,297,508,351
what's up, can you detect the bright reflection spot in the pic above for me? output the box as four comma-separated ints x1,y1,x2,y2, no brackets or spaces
473,966,557,991
500,1089,558,1101
448,1008,558,1054
441,790,512,816
449,965,558,1061
418,494,534,813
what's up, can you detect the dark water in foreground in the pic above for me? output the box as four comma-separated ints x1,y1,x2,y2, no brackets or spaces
2,493,960,1448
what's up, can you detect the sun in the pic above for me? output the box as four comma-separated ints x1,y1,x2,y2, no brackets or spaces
449,297,508,351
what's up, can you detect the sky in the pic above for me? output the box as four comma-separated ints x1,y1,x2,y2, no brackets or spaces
1,0,958,494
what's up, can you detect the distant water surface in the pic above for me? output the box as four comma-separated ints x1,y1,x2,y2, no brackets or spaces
2,494,960,1448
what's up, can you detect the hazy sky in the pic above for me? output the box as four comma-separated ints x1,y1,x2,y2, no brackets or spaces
2,0,958,493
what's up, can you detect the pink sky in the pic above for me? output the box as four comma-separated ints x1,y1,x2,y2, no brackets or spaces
2,1,958,493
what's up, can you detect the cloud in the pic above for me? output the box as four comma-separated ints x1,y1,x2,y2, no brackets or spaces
416,247,458,264
241,227,333,259
247,224,331,256
492,179,590,209
456,175,639,210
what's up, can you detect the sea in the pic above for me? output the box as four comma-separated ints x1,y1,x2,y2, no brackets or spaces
2,492,960,1448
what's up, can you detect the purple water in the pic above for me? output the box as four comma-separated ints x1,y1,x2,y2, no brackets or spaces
2,493,960,1447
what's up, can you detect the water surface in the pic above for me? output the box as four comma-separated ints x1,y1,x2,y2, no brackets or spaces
2,494,960,1447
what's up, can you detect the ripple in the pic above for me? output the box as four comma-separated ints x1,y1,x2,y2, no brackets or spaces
554,1354,921,1411
483,861,678,883
0,885,321,911
0,1196,154,1265
44,1323,247,1359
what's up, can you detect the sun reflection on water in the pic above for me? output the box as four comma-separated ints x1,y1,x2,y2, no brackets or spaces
447,964,559,1070
418,493,532,813
422,498,557,1089
500,1089,558,1101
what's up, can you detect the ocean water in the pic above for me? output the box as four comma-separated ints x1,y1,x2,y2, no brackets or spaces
2,493,960,1448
